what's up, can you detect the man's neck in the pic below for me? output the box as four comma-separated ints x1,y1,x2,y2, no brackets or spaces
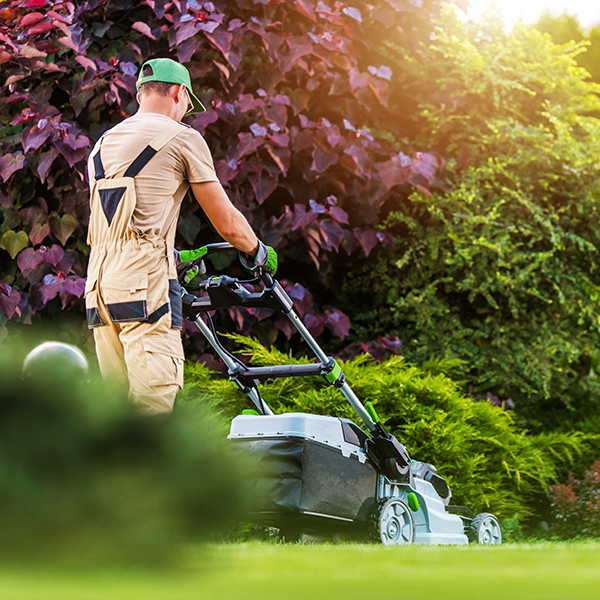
137,98,179,121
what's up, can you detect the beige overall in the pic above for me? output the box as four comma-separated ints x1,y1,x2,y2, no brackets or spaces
85,123,189,414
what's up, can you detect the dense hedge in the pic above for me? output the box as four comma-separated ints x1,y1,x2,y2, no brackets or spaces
0,0,451,348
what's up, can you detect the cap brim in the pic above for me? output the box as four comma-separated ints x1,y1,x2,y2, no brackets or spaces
187,89,206,114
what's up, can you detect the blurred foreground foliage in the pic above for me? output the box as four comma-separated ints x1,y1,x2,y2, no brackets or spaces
0,338,247,565
180,336,596,523
339,6,600,431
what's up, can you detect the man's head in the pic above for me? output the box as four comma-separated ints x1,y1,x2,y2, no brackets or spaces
136,58,205,120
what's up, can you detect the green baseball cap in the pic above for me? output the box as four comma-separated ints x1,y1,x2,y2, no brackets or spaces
136,58,206,114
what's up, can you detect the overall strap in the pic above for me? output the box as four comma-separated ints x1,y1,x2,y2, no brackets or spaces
123,122,187,178
92,135,106,180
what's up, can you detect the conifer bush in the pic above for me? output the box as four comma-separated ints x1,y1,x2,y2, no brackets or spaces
180,336,590,521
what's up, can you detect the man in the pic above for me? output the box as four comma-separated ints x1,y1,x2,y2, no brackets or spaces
85,58,276,415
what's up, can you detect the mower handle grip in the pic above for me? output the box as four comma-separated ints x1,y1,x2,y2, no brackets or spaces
202,243,274,287
203,242,235,255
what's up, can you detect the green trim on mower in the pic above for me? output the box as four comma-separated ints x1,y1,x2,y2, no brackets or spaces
407,492,420,512
365,401,380,424
325,360,342,384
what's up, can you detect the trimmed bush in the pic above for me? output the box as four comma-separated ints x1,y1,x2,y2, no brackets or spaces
339,7,600,430
180,336,592,521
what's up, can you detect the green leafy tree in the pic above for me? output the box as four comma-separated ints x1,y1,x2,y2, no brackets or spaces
535,12,600,83
339,6,600,431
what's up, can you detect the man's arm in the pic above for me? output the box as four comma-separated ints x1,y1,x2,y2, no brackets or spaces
190,181,258,256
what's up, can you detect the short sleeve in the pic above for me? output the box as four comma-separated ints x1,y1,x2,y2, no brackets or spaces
180,129,219,184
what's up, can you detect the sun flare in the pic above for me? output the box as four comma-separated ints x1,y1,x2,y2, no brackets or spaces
466,0,600,28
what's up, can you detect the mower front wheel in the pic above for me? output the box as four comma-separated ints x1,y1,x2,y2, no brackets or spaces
370,498,415,546
469,513,502,545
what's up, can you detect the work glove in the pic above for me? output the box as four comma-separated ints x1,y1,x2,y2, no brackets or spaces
174,247,207,285
239,240,278,277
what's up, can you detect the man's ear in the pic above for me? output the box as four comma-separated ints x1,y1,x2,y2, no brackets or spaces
175,83,186,104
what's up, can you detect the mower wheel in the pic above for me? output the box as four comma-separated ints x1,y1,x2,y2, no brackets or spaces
469,513,502,545
370,498,415,545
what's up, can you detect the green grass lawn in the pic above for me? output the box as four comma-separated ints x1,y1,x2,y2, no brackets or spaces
2,541,600,600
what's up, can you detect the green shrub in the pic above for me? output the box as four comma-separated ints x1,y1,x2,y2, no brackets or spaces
181,336,592,522
337,7,600,431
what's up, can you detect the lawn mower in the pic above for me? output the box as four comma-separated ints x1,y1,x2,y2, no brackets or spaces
180,243,502,546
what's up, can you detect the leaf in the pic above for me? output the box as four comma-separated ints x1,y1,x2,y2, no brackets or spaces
206,31,233,59
294,0,318,22
311,146,338,173
353,228,378,257
1,230,29,259
0,153,26,181
317,219,345,251
19,11,45,27
132,21,158,40
39,279,63,304
37,147,59,183
17,247,42,273
408,152,439,187
22,124,52,153
62,276,86,297
265,145,291,176
325,308,351,339
56,36,79,52
38,244,64,267
29,223,50,246
48,213,77,245
56,141,87,168
21,44,47,58
249,173,278,204
0,283,21,320
304,313,326,336
379,157,409,190
26,20,54,35
238,132,264,157
286,282,313,317
327,205,349,224
75,55,96,71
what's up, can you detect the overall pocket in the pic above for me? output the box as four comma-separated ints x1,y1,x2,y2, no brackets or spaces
100,273,149,323
142,333,184,388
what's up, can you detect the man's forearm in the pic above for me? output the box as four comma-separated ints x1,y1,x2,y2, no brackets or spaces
191,181,259,255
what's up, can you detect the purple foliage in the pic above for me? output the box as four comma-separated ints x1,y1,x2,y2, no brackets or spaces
0,0,444,344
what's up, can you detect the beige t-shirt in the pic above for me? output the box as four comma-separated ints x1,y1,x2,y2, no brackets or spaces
87,113,218,240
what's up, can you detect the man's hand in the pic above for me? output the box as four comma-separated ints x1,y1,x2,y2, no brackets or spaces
239,240,278,276
175,247,207,284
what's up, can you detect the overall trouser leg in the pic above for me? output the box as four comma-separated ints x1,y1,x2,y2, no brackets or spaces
92,274,184,415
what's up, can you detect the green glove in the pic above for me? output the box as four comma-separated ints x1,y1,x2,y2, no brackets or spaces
175,247,208,285
239,240,278,276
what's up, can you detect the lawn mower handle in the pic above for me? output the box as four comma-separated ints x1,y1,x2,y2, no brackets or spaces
180,243,413,481
196,242,274,286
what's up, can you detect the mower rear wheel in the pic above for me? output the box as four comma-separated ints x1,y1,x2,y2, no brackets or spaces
469,513,502,545
370,498,415,545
